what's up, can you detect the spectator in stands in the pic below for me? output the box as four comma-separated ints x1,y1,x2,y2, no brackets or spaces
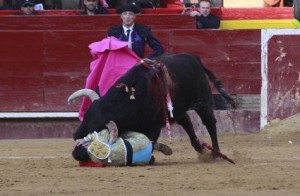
264,0,293,7
182,0,220,29
264,0,284,7
0,0,48,10
182,0,221,29
18,0,36,15
107,3,164,58
80,0,108,15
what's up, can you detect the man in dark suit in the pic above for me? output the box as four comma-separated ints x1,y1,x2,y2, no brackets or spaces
183,0,220,29
80,0,108,15
107,3,164,59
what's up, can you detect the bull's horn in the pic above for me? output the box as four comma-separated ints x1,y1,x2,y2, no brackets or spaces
67,89,100,105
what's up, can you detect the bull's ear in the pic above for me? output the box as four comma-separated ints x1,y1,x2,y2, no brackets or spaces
106,121,118,144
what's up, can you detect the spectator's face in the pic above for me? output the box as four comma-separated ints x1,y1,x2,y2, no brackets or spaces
199,1,211,17
121,11,136,27
84,0,97,12
21,4,34,15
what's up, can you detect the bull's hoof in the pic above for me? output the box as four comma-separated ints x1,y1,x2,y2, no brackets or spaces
154,143,173,156
208,153,223,163
197,148,212,162
197,151,223,163
212,155,223,163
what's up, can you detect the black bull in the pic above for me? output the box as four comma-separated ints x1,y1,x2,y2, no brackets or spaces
68,53,236,156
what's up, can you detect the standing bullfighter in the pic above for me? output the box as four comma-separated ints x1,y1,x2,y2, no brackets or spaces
108,3,164,58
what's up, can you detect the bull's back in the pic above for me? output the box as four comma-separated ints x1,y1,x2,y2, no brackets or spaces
158,53,214,114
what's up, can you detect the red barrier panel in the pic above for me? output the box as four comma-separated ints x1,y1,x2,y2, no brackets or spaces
0,30,103,112
266,33,300,121
0,29,261,112
166,29,261,94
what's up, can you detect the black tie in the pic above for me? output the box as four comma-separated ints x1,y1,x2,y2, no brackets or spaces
126,29,130,40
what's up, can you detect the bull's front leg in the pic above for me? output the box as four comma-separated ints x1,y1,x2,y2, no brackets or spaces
147,125,163,144
196,107,220,159
176,113,204,153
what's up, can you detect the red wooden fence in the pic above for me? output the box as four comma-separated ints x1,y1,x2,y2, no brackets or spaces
0,29,261,112
0,7,294,138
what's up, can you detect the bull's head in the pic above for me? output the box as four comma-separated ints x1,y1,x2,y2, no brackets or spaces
68,89,104,139
68,86,148,140
68,65,163,141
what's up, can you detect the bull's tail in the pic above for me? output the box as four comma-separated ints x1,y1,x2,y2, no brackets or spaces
203,66,236,109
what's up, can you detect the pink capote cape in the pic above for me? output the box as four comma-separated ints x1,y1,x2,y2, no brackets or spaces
79,36,141,121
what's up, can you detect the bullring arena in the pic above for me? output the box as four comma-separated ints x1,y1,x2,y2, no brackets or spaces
1,115,300,195
1,2,300,195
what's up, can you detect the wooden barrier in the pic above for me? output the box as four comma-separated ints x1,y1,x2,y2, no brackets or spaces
0,29,261,113
261,29,300,126
2,7,295,138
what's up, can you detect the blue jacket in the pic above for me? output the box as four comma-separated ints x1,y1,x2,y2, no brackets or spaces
108,24,164,58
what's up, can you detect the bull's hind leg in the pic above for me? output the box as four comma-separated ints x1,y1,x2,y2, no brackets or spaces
176,113,204,153
195,107,220,154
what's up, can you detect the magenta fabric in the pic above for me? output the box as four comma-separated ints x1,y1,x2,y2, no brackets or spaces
79,36,141,121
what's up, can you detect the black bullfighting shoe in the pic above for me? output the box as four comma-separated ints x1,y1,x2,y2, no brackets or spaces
154,143,173,156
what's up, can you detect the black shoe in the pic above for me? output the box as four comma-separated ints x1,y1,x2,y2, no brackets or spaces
154,143,173,156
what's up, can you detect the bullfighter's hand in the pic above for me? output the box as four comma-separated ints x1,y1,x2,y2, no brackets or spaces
74,139,89,148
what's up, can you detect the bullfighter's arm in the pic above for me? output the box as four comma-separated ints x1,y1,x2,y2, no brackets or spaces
146,31,164,58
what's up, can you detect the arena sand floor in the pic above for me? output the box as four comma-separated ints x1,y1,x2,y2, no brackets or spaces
0,114,300,196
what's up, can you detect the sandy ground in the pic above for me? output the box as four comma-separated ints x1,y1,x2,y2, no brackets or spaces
1,114,300,196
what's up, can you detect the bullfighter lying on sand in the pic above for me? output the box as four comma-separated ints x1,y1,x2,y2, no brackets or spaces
72,121,172,166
